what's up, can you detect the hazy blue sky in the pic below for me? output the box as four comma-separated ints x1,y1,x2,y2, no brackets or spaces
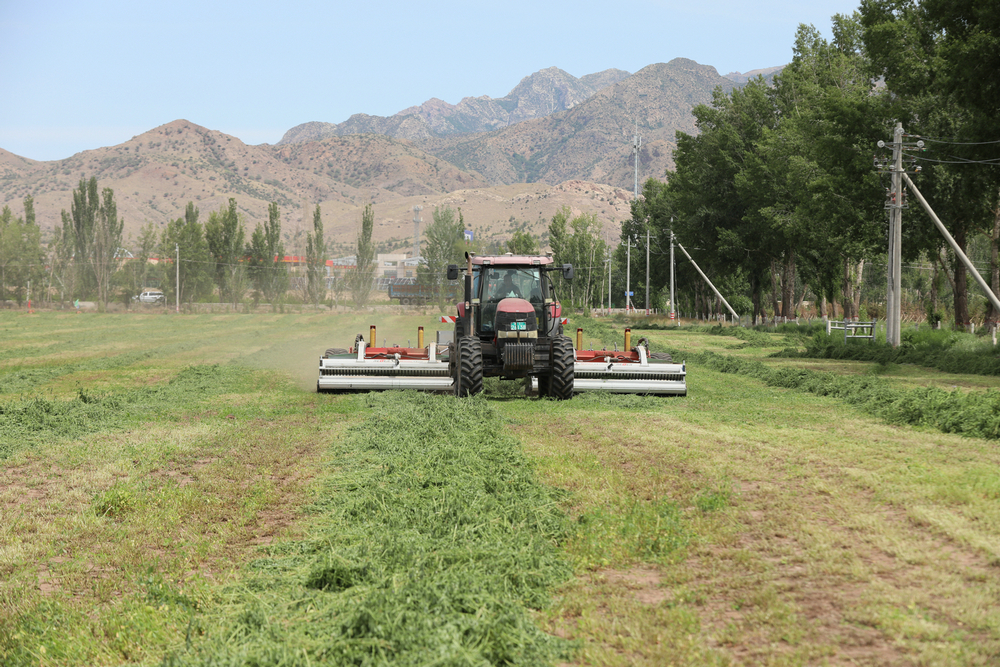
1,0,862,162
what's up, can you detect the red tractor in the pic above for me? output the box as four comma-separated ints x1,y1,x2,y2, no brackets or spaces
317,252,686,396
446,252,575,398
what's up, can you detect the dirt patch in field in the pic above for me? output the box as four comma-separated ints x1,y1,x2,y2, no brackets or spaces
0,423,328,603
685,472,1000,665
1,484,46,508
599,567,669,606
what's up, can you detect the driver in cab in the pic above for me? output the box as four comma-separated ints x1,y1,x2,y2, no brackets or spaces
494,270,522,300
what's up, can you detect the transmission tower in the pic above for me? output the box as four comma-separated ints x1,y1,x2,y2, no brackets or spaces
411,205,423,259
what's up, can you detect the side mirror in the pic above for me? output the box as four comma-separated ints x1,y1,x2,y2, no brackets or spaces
447,264,459,281
561,264,574,281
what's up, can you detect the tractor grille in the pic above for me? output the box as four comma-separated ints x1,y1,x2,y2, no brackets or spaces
495,309,537,334
502,342,535,371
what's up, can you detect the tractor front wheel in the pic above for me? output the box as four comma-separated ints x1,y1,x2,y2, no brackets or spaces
455,337,483,397
550,335,574,400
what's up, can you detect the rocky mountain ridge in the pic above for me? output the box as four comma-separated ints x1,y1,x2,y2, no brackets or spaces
0,58,779,253
278,66,632,145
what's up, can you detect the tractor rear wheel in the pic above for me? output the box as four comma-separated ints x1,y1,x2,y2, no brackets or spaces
650,351,672,361
455,337,483,397
550,335,574,400
324,348,349,358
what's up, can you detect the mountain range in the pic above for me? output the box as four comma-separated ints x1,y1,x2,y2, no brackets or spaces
0,59,779,253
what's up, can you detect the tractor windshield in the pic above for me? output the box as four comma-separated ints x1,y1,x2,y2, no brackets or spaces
477,267,544,332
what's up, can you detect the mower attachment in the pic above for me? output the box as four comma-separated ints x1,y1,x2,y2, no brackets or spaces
573,346,686,395
317,339,452,392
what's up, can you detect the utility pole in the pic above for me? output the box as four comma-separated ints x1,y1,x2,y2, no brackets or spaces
676,241,739,321
669,217,676,323
176,243,180,314
626,239,632,313
904,172,1000,315
607,235,612,315
877,124,930,345
645,227,650,314
887,123,903,346
628,122,641,314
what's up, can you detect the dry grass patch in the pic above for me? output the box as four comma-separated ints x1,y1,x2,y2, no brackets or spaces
0,416,334,602
509,360,1000,665
0,353,353,665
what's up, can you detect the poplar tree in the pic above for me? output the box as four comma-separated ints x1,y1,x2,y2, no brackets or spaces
64,177,122,309
419,206,465,309
162,202,212,305
249,202,288,310
93,186,124,310
10,196,46,306
351,204,376,308
305,204,328,307
205,198,247,307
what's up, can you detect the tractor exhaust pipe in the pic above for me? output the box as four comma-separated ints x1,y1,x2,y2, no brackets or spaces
463,252,474,335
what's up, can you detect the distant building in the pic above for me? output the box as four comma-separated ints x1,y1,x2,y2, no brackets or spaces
400,256,422,280
377,253,408,279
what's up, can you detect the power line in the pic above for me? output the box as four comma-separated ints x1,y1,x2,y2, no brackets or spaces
913,154,1000,165
916,135,1000,146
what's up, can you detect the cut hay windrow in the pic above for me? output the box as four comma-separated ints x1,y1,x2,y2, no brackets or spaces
164,391,573,666
689,350,1000,440
0,364,251,460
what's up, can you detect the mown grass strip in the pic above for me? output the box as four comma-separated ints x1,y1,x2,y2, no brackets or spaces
578,316,1000,441
0,339,217,396
786,325,1000,377
688,350,1000,440
164,391,573,666
0,364,252,460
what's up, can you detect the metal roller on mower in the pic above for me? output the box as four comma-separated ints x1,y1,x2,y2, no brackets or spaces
317,252,686,397
571,327,686,396
317,325,454,392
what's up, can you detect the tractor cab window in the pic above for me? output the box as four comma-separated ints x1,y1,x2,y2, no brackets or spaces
478,267,543,333
484,268,542,302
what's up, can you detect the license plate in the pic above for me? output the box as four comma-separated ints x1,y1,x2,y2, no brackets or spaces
511,321,526,331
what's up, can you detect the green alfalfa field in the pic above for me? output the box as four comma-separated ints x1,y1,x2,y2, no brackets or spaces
2,309,1000,666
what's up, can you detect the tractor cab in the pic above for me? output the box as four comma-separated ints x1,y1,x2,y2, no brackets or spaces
443,253,576,398
476,266,546,335
457,254,571,340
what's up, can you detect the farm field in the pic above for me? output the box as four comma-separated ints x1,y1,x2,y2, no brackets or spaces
2,310,1000,665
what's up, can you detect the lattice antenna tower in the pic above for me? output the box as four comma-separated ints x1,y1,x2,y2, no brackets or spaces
412,205,423,258
632,119,641,199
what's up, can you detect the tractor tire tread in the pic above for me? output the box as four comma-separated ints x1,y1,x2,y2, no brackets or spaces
550,335,574,400
456,337,484,397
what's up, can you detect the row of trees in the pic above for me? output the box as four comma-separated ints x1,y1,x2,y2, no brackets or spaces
1,183,487,312
8,177,340,311
620,3,1000,325
0,197,45,306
